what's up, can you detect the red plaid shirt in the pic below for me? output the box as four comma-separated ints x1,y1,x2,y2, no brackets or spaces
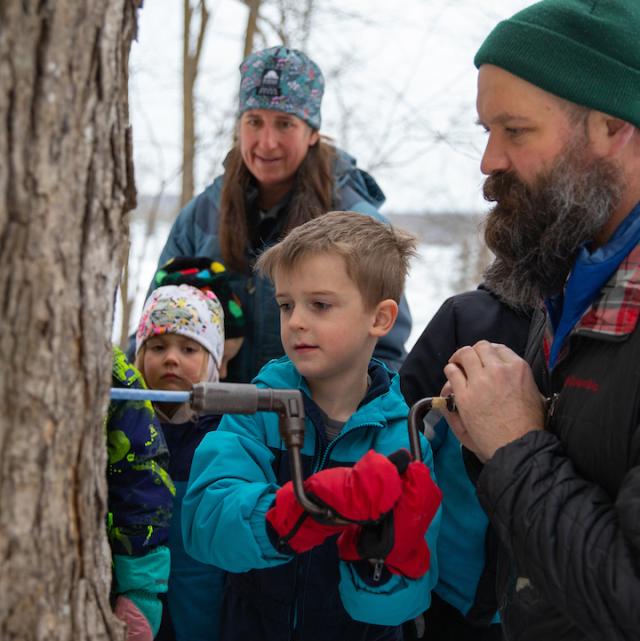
543,242,640,364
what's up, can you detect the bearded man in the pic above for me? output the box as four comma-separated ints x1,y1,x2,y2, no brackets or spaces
441,1,640,640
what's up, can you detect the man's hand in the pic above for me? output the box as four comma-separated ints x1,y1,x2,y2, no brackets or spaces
442,340,545,462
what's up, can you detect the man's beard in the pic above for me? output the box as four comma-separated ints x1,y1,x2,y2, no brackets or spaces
482,141,624,310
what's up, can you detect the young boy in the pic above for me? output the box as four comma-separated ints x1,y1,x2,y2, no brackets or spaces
182,211,442,641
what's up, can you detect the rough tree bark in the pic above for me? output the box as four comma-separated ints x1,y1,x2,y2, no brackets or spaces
0,1,140,639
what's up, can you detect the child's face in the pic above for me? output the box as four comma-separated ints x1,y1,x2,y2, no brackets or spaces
274,253,380,387
142,334,208,392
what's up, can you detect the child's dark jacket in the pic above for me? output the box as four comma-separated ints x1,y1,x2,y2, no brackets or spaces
107,346,175,633
107,347,174,555
157,410,226,641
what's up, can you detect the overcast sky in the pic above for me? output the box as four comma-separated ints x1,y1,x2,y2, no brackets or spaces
129,0,531,214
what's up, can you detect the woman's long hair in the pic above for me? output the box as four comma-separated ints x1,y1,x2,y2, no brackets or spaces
219,135,336,273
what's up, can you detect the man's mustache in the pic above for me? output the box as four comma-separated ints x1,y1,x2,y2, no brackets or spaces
483,171,528,203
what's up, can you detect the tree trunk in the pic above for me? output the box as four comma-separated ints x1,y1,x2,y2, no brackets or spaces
181,0,209,208
0,1,139,639
243,0,261,59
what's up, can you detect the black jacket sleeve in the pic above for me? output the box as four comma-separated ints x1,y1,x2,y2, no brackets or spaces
479,430,640,641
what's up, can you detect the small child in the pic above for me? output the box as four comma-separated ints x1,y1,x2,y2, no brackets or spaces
108,346,175,640
134,284,227,641
151,256,246,380
182,211,443,641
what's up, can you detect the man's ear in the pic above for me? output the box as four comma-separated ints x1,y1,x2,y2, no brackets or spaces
370,299,398,338
588,111,636,157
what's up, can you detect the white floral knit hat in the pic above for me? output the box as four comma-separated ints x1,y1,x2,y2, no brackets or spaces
136,285,225,375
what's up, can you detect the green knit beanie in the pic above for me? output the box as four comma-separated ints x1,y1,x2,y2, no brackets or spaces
474,0,640,128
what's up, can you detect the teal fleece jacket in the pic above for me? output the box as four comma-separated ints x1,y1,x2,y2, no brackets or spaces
181,357,440,640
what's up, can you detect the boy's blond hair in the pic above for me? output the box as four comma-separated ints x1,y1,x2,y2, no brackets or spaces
255,211,417,309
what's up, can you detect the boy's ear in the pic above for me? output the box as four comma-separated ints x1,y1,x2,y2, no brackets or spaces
370,299,398,338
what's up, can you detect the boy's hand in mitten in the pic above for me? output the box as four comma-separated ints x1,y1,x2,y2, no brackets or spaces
265,478,346,553
114,595,154,641
338,449,442,579
266,449,404,553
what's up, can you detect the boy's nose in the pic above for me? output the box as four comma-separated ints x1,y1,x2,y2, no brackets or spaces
287,307,306,330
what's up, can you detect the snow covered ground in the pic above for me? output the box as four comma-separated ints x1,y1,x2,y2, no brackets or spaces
115,219,461,355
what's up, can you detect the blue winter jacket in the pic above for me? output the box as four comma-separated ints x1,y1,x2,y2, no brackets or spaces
151,149,411,382
182,356,440,641
156,412,225,641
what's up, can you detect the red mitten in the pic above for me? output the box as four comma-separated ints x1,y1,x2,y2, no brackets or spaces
266,479,346,553
114,596,153,641
338,452,442,579
266,449,404,553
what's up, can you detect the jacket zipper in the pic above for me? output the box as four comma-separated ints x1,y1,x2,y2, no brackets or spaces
313,422,384,473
